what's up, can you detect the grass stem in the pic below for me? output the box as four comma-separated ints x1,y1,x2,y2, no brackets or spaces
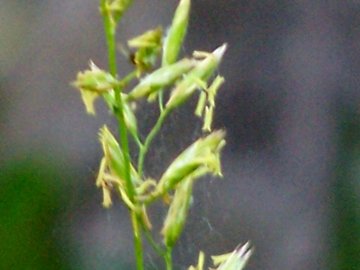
138,109,170,177
100,2,144,269
165,247,173,270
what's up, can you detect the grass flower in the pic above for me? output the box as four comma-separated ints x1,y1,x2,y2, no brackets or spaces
72,61,118,114
161,178,194,247
128,27,163,72
166,44,227,110
211,242,253,270
127,58,196,101
162,0,191,66
154,130,225,199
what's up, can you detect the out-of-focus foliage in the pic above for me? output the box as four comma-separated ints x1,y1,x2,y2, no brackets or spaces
330,107,360,270
0,158,72,269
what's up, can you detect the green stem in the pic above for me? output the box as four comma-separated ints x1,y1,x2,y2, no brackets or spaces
120,70,137,86
100,2,144,270
158,90,164,112
164,247,173,270
103,71,137,109
119,71,142,147
138,108,170,177
101,0,134,201
143,228,165,257
131,212,144,270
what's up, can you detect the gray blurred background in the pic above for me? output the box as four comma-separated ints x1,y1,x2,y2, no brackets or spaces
1,1,360,269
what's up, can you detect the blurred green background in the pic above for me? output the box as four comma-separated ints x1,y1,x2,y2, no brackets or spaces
0,157,71,269
330,108,360,270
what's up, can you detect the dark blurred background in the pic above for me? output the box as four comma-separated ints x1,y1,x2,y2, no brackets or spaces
1,1,360,269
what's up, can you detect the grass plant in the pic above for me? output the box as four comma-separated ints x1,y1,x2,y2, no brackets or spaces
72,1,252,269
